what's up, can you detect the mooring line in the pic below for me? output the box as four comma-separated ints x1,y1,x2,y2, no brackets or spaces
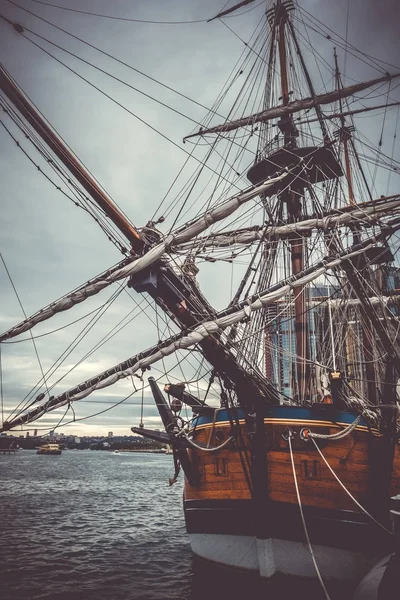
310,437,393,535
288,434,332,600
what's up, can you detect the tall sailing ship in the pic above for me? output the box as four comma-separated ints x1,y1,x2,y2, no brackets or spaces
1,0,399,587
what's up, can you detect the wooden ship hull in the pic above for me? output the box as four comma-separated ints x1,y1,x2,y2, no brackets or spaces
183,406,399,580
1,0,399,592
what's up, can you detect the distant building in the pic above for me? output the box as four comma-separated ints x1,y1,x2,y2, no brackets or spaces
383,265,400,291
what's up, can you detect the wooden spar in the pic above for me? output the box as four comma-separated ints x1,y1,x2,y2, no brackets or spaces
334,49,355,206
334,49,378,404
147,377,197,485
2,220,400,433
294,102,400,126
278,9,290,107
164,383,206,408
286,18,329,142
183,73,400,140
275,1,309,400
0,65,143,252
207,0,256,22
174,194,400,249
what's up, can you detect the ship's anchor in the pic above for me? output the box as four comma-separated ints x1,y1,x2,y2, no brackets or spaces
169,451,181,487
132,377,199,486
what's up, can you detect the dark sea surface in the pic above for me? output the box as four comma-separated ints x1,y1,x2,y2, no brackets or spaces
0,450,355,600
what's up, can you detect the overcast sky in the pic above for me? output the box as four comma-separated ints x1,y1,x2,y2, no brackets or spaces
0,0,399,436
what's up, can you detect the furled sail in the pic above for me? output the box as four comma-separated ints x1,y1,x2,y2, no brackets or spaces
0,172,287,342
3,218,399,432
207,0,257,22
175,195,400,251
184,73,400,139
294,102,400,126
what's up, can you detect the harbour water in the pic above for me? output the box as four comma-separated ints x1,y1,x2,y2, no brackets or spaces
0,451,354,600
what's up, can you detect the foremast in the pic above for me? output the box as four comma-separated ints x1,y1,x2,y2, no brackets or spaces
246,1,342,402
273,0,309,400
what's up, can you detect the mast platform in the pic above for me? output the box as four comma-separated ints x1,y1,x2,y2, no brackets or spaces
247,145,343,191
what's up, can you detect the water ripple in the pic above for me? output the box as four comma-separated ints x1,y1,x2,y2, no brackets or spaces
0,450,352,600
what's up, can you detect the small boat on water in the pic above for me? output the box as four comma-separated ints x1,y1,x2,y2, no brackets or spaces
36,443,62,455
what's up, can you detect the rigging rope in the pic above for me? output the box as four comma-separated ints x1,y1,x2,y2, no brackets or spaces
21,348,210,435
288,434,332,600
1,302,115,344
0,251,50,399
15,24,203,128
386,106,400,195
0,22,243,196
297,5,399,72
26,0,212,24
181,431,235,452
0,62,139,240
301,415,361,441
0,170,288,343
139,378,144,429
310,438,393,535
1,0,399,429
3,215,400,427
6,0,230,120
371,82,392,192
0,101,129,254
8,284,125,421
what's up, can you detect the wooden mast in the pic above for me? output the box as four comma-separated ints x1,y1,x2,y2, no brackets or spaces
333,49,378,405
334,49,355,207
274,0,309,401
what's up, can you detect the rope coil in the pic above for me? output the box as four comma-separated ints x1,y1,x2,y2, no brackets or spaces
300,415,361,441
182,432,235,453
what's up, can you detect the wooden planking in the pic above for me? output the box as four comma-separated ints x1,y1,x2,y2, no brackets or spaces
190,479,250,491
268,445,371,466
269,488,358,510
390,477,400,494
197,466,248,484
270,464,371,484
185,488,251,500
268,451,371,473
202,460,249,475
269,477,369,495
186,421,400,508
268,472,369,496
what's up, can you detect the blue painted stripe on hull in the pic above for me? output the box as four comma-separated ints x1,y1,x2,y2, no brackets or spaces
193,405,367,427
